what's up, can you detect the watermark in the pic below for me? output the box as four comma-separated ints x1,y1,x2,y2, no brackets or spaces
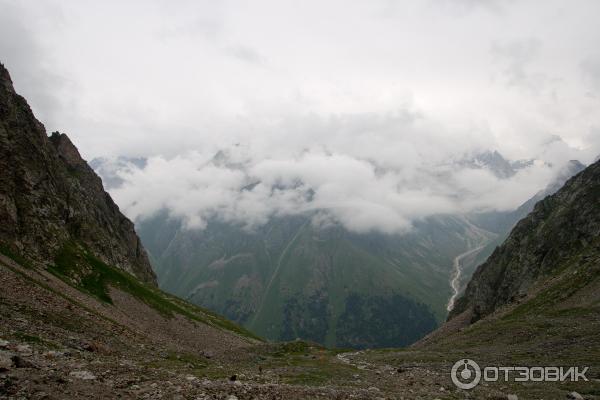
451,359,589,389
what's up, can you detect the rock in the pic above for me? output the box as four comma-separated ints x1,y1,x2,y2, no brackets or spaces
567,392,583,400
229,374,237,382
69,370,97,380
0,339,9,348
0,351,13,370
0,63,156,285
507,395,518,400
11,355,37,368
202,350,214,359
16,344,32,356
81,341,98,352
43,350,65,358
226,396,238,400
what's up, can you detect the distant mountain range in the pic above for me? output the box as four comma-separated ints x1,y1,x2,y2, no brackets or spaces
456,149,534,179
92,150,585,348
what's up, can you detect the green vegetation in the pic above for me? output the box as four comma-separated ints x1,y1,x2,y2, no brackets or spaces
0,243,33,268
47,241,262,341
272,340,321,357
146,351,209,373
13,331,60,349
141,214,497,348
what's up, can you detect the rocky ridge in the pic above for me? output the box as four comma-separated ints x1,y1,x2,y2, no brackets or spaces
449,158,600,322
0,63,155,284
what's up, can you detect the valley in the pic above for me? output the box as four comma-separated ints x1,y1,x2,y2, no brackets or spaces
446,244,486,312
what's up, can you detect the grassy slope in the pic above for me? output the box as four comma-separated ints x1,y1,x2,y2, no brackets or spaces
248,223,446,346
12,241,263,341
143,213,498,347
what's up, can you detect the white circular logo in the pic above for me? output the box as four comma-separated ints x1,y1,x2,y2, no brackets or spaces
451,359,481,389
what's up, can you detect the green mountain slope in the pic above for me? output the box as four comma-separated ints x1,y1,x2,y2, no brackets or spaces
139,213,497,348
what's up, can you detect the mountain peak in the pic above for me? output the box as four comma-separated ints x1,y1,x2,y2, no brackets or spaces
49,131,87,169
459,150,532,179
0,62,13,91
0,61,156,285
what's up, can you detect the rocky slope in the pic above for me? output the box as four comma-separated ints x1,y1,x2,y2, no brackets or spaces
0,63,154,284
449,158,600,323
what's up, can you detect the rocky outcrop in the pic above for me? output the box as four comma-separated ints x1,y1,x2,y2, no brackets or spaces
0,62,156,285
449,158,600,322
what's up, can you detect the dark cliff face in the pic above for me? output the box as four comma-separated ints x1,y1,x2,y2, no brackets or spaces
0,62,156,285
449,158,600,322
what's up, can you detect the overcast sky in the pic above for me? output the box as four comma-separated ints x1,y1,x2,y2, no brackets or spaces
2,0,600,232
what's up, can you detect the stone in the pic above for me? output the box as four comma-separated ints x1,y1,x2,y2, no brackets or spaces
0,339,9,348
567,392,583,400
507,395,518,400
44,350,67,359
69,370,97,380
11,355,37,368
16,344,32,356
0,351,13,370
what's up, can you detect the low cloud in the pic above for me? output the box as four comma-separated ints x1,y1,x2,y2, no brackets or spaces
103,110,586,234
491,38,553,95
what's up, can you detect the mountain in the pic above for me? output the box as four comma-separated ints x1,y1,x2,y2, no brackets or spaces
0,66,154,284
344,158,600,399
452,160,588,298
138,211,497,348
131,151,584,349
457,150,533,179
0,62,277,398
466,159,586,236
449,158,599,323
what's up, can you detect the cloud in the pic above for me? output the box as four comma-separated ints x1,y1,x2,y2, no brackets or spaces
2,0,599,234
491,38,554,94
0,1,68,127
103,109,586,234
436,0,513,15
226,44,266,65
581,57,600,97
